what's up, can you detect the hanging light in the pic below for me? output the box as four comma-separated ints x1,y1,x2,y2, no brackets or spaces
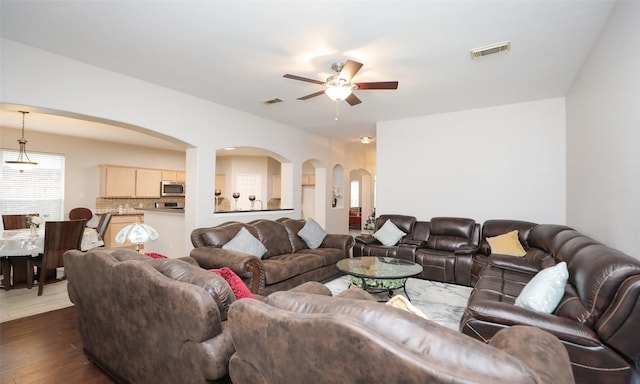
5,111,38,173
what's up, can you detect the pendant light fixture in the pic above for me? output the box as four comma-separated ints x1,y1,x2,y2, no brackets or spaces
5,111,38,172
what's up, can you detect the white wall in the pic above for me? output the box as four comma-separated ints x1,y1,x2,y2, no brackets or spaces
1,39,349,257
377,98,566,224
0,127,185,226
566,0,640,258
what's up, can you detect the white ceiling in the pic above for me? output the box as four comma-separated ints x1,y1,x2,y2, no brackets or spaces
0,1,615,148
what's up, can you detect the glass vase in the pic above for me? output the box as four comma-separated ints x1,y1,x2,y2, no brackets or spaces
30,223,38,237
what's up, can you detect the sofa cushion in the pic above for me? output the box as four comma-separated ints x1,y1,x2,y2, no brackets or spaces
210,267,254,299
251,219,293,257
515,262,568,313
297,218,327,249
373,220,406,246
222,227,267,258
486,230,526,256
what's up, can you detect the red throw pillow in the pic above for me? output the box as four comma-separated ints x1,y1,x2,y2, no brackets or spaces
209,267,254,299
144,252,168,259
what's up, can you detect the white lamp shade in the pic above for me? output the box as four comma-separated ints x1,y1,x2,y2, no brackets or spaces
115,223,159,245
325,85,352,101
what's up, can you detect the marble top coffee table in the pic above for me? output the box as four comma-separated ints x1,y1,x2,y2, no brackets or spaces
336,257,422,301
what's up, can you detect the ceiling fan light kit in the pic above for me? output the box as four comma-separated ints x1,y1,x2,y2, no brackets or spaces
360,136,373,144
283,59,398,107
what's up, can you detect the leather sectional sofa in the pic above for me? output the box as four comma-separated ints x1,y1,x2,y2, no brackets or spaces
355,215,640,384
228,289,574,383
190,218,353,295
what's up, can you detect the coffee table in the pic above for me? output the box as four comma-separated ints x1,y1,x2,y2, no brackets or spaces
336,257,422,301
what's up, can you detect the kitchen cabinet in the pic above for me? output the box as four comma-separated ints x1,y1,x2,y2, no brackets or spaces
136,169,162,197
161,171,186,183
100,166,136,197
103,214,144,249
302,174,315,186
101,165,183,198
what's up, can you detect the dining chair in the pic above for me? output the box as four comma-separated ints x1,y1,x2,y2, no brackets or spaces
94,213,112,242
2,214,37,230
69,207,93,221
28,219,86,296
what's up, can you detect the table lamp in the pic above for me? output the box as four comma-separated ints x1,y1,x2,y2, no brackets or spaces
115,222,158,252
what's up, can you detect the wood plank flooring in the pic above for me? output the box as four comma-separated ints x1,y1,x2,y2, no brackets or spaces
0,306,114,383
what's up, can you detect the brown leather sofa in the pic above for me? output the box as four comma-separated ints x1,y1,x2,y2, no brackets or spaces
64,248,236,383
190,218,353,295
354,215,480,286
461,222,640,384
228,290,574,384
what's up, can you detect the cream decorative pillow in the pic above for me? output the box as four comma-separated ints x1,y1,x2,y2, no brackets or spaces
373,220,406,246
515,262,568,313
222,227,267,258
486,230,526,256
386,295,429,319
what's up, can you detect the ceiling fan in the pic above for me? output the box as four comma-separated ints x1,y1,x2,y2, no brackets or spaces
283,60,398,106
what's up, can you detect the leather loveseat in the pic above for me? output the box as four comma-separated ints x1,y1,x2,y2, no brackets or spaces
228,289,574,384
460,221,640,384
64,248,236,383
354,215,480,286
191,218,353,295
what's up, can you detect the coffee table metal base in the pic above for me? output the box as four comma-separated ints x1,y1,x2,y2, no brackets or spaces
348,276,412,301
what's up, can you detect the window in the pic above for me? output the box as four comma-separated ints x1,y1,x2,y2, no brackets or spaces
0,149,65,222
350,180,360,208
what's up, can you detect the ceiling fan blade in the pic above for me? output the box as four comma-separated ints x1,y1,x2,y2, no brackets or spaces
283,74,325,85
355,81,399,90
339,60,363,81
297,90,326,100
345,93,362,106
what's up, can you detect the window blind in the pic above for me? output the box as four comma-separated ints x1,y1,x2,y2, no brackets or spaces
0,149,65,222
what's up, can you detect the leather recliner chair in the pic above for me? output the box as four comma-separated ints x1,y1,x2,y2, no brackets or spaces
352,214,417,258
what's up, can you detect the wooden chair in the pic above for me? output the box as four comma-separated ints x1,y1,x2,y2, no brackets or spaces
28,219,86,296
2,214,37,230
69,207,93,221
94,213,112,242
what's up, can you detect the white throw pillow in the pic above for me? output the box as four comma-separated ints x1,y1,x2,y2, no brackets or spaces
297,217,327,249
373,220,406,247
222,227,267,258
515,262,568,313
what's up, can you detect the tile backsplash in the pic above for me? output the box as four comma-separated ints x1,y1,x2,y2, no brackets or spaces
95,197,185,214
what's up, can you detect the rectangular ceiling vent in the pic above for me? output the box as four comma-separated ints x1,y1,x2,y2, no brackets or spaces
262,97,283,105
470,41,511,59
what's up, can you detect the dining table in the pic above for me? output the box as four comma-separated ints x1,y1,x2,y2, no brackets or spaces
0,226,104,290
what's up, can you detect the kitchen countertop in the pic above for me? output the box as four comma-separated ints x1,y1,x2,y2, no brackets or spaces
135,208,184,214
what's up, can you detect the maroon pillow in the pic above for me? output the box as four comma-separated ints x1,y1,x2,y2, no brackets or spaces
144,252,168,259
210,267,254,299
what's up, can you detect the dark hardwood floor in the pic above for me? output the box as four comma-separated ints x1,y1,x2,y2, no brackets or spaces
0,306,114,384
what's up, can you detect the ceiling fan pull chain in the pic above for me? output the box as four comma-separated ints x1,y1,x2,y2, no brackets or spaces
335,100,340,120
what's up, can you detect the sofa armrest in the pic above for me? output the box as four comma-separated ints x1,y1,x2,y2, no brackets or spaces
190,247,265,294
463,300,601,347
488,254,541,274
454,245,479,255
402,239,426,247
489,326,574,384
321,234,354,254
355,234,378,245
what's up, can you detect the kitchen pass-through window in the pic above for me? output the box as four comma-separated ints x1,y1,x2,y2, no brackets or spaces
0,149,65,225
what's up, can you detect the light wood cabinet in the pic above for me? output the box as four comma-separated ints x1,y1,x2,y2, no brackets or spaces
101,165,184,198
302,174,315,186
101,166,136,197
103,214,144,249
161,171,186,183
136,169,162,197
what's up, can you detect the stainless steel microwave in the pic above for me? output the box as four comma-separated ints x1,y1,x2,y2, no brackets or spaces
161,181,185,196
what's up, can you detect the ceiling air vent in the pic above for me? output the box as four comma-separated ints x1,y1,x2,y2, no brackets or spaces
261,97,283,105
470,41,511,59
